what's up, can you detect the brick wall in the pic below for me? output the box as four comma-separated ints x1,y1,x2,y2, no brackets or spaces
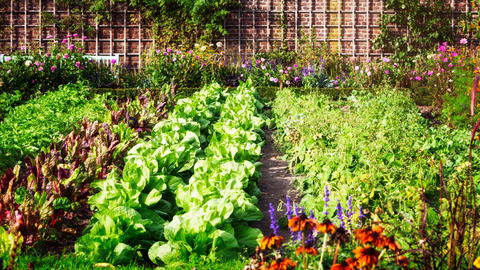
0,0,475,65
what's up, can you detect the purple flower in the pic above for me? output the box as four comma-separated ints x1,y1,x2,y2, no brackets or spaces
181,55,185,58
163,52,168,56
294,203,299,216
75,61,81,68
393,63,398,67
51,66,56,72
359,206,366,226
385,70,389,74
67,35,72,38
62,39,68,43
73,33,79,37
460,38,468,44
294,77,299,82
336,201,345,228
32,80,35,84
64,54,69,59
111,59,116,64
38,67,43,71
83,36,87,40
323,185,330,216
68,44,75,50
269,203,280,235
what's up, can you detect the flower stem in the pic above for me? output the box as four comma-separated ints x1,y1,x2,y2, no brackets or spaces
332,242,340,265
318,233,328,270
302,231,307,269
378,248,386,261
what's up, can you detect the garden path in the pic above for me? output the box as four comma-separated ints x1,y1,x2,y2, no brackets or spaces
252,127,299,240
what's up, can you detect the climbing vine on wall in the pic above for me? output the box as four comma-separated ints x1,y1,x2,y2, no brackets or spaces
373,0,452,60
49,0,240,47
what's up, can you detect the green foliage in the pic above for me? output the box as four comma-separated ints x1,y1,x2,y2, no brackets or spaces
271,89,479,232
373,0,452,60
77,80,267,266
0,81,107,173
0,91,23,120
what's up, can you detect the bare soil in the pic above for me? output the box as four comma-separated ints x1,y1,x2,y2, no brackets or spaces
251,128,299,240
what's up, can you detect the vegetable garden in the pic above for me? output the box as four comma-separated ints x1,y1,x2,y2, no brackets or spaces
2,2,480,270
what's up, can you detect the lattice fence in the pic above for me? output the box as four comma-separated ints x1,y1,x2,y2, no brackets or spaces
0,0,476,65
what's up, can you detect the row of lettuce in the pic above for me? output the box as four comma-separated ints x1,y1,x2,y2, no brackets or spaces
74,80,268,266
0,84,171,266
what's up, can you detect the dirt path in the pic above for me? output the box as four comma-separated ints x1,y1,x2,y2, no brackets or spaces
252,128,299,240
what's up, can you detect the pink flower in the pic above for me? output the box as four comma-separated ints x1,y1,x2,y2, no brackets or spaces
448,63,453,68
35,61,40,66
67,35,72,38
163,52,168,56
460,38,468,44
273,78,278,83
172,57,177,62
83,36,87,40
367,71,371,76
366,59,371,63
261,58,265,62
77,48,82,51
441,68,444,72
443,58,448,62
64,54,69,59
73,33,79,37
279,69,283,73
415,76,421,81
242,64,246,68
269,77,274,82
188,50,193,54
156,50,161,54
7,69,10,73
261,65,266,70
287,67,291,70
46,35,53,39
285,70,288,74
38,67,43,71
75,61,81,68
393,63,398,67
427,71,433,76
265,73,270,76
111,59,116,64
181,55,185,58
442,42,448,46
385,70,389,74
293,64,298,68
167,48,172,53
62,39,68,43
294,77,300,81
68,44,75,50
452,52,458,57
410,77,413,80
286,80,290,85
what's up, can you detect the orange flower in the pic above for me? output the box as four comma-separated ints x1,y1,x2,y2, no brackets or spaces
383,235,402,252
260,233,284,250
330,261,353,270
474,256,480,268
360,230,385,248
317,218,337,234
352,246,380,268
268,258,297,270
396,256,409,267
353,227,373,240
288,212,317,232
296,242,318,255
345,257,359,268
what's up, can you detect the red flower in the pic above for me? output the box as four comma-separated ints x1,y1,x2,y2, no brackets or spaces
260,233,284,250
316,218,337,234
352,245,380,268
288,212,317,232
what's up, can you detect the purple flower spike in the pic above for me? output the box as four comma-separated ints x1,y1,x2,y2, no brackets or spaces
269,203,280,235
309,209,315,219
286,195,293,219
336,201,345,229
323,185,330,216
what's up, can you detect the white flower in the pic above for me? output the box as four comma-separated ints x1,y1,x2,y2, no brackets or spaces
355,66,359,71
200,46,206,51
412,60,417,63
194,44,200,47
448,79,453,83
436,73,440,76
452,70,455,73
178,45,183,47
25,60,32,67
447,88,452,92
209,44,214,46
216,42,223,47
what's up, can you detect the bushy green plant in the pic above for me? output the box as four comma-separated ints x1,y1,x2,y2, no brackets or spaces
0,81,107,172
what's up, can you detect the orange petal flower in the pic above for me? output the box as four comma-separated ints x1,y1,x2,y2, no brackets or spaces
396,256,409,268
372,225,384,234
317,218,337,234
360,230,385,248
295,242,319,256
383,235,402,252
330,261,353,270
353,227,373,241
288,212,317,232
268,258,297,270
345,257,359,268
260,233,284,250
473,256,480,268
352,246,380,268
